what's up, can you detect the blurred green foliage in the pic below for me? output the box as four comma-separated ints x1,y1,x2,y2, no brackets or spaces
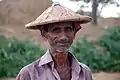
70,37,105,72
98,25,120,72
70,25,120,72
0,36,44,77
70,37,120,72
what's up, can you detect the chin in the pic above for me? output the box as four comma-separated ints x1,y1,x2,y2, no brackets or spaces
56,47,69,53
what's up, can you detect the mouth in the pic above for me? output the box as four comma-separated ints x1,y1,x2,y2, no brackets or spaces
57,42,70,47
53,42,71,52
55,43,70,52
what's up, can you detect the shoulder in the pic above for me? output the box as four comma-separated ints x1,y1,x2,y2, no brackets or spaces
16,64,31,80
16,59,40,80
79,62,91,72
79,62,92,80
21,58,40,73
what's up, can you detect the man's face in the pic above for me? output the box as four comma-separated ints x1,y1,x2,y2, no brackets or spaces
42,22,76,53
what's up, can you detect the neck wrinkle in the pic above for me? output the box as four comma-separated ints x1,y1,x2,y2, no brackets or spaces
50,49,70,68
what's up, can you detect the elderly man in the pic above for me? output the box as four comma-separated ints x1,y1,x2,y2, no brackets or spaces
16,3,92,80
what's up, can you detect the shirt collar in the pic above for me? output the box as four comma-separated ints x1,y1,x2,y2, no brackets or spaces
69,52,81,74
38,50,81,74
38,50,53,67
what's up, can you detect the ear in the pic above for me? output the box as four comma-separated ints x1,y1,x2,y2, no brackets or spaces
73,22,82,33
39,28,48,40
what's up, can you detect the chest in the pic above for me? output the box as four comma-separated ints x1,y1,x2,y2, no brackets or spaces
56,66,71,80
30,65,86,80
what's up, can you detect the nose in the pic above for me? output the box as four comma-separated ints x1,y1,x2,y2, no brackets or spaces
59,32,68,42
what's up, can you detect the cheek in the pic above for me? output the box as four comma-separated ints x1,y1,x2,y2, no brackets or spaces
47,33,57,43
70,37,75,44
69,33,75,41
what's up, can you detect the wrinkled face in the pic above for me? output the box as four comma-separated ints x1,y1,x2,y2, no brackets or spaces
41,22,76,53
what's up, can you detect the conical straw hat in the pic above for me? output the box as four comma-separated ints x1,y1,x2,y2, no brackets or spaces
25,3,91,30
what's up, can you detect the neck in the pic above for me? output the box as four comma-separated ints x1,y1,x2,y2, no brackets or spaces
50,50,70,67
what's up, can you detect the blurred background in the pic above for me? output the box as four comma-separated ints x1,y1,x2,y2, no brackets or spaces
0,0,120,80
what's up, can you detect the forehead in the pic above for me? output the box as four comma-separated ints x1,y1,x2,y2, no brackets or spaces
47,21,73,28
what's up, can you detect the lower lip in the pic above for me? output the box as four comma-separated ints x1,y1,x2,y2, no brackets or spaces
57,43,69,46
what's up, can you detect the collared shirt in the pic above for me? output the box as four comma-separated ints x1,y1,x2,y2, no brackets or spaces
16,50,92,80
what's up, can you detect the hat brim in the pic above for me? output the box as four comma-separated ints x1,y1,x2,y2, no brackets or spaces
25,16,92,30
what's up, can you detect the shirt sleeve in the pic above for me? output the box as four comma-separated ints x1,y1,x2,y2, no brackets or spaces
79,62,92,80
16,68,31,80
85,70,92,80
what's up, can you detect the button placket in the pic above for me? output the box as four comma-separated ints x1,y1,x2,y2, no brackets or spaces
52,68,61,80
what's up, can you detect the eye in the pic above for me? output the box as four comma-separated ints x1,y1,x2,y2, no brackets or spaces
52,27,61,33
65,26,73,32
